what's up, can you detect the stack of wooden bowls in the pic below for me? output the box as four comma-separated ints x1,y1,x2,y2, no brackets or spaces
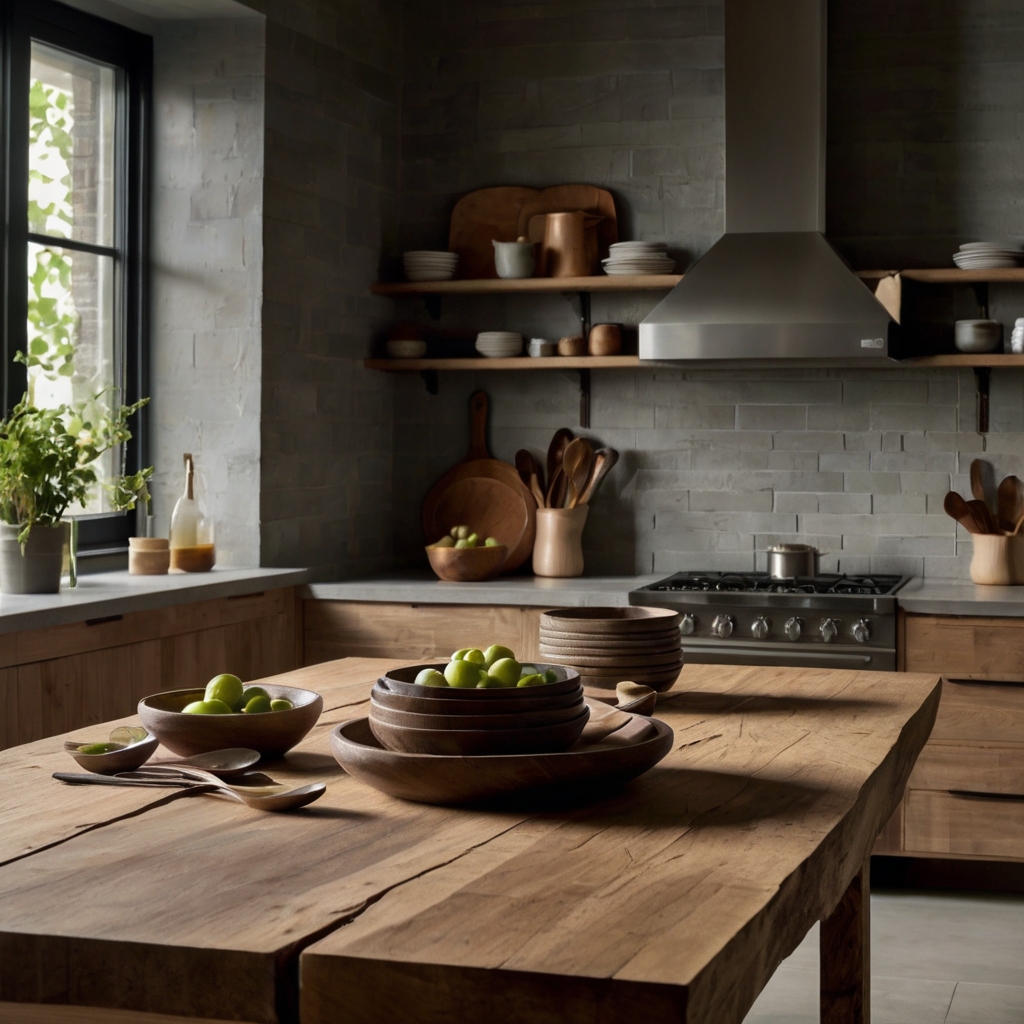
369,664,587,756
538,607,683,692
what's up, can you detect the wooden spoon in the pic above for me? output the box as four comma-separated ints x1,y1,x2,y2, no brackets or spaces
1014,509,1024,536
561,437,594,509
546,427,574,487
576,447,620,506
546,465,567,509
943,491,981,534
514,449,546,508
997,475,1024,533
970,459,997,515
966,498,998,534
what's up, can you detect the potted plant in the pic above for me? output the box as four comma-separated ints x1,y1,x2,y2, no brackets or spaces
0,392,149,594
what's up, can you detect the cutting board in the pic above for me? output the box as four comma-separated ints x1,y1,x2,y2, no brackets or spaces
422,391,537,572
449,184,618,280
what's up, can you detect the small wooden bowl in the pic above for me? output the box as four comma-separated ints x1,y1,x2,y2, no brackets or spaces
369,697,586,732
138,683,322,758
557,334,586,356
540,607,682,635
381,663,581,700
371,680,584,716
588,323,621,356
65,732,159,775
369,706,590,756
426,544,507,582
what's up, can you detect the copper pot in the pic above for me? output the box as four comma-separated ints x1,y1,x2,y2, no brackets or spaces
538,211,603,277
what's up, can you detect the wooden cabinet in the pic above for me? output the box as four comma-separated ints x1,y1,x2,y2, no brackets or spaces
0,588,299,751
884,611,1024,863
304,601,545,666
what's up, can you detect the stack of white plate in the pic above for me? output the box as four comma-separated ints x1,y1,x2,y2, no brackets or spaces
403,251,459,281
952,242,1024,270
475,332,523,358
602,241,675,275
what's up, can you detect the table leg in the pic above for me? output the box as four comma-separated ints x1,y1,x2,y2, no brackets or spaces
820,857,870,1024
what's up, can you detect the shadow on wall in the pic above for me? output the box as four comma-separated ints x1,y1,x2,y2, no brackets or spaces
581,447,640,575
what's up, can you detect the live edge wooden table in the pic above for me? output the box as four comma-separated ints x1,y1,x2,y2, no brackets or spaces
0,658,939,1024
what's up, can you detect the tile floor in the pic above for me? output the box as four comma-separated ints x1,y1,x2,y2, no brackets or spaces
743,889,1024,1024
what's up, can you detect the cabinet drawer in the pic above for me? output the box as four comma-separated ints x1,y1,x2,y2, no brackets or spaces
903,614,1024,679
930,677,1024,744
909,740,1024,796
904,789,1024,860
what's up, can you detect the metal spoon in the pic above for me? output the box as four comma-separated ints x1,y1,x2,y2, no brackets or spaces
576,447,619,506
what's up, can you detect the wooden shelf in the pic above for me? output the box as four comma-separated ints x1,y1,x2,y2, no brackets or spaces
364,356,640,371
370,275,683,296
858,268,1024,283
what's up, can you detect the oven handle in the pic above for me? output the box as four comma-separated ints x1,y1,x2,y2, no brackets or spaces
683,645,878,669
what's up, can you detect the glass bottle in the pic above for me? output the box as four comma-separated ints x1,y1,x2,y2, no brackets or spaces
169,453,215,572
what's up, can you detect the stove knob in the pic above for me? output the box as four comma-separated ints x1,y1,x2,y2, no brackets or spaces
784,617,803,641
711,614,735,639
680,613,697,636
751,616,771,640
853,618,872,644
820,618,839,643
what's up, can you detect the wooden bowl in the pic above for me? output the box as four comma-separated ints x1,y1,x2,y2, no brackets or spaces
578,669,681,693
330,717,675,806
539,640,682,658
368,706,589,756
65,732,159,775
426,544,507,582
381,663,581,700
540,607,681,634
138,683,322,758
539,629,682,649
542,650,683,669
369,697,586,732
371,681,583,716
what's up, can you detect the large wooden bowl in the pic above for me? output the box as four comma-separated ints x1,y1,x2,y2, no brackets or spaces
538,630,682,650
368,706,589,756
371,681,583,716
426,543,507,582
540,606,682,635
382,663,580,700
138,683,322,758
330,716,674,806
369,697,586,731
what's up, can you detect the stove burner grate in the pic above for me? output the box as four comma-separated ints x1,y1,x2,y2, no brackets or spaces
646,572,904,597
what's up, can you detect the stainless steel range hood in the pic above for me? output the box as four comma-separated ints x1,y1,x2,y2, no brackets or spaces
639,0,895,361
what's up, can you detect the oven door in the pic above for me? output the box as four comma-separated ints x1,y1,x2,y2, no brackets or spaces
682,639,895,672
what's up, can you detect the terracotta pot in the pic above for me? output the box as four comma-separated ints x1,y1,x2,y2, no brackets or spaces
129,537,170,575
533,505,589,578
0,521,65,594
588,324,621,356
970,533,1024,585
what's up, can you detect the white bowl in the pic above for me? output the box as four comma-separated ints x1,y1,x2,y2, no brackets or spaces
954,320,1002,354
386,339,428,358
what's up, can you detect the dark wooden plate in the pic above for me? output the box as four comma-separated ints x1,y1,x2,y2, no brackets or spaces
330,716,674,806
371,681,583,716
368,707,590,756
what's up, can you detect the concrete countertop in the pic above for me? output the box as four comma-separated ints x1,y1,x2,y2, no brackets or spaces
304,573,661,608
896,578,1024,617
0,567,308,636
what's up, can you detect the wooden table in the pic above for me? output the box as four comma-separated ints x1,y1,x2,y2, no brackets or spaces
0,658,940,1024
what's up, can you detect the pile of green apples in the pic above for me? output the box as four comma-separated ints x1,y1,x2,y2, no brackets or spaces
428,524,502,550
182,673,294,715
414,646,560,689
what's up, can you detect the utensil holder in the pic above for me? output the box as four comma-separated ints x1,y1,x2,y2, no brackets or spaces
533,506,588,578
970,534,1024,585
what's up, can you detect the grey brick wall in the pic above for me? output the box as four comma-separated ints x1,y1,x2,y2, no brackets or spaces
258,0,399,578
150,17,265,566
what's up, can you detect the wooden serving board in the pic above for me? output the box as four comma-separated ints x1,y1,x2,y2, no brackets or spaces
422,391,536,571
448,184,617,280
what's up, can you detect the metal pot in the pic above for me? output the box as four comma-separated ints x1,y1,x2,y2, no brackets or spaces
766,543,819,579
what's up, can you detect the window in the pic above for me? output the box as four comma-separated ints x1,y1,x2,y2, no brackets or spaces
2,0,151,553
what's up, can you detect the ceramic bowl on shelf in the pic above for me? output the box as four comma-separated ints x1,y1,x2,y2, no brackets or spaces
954,319,1002,354
386,339,428,359
137,683,322,758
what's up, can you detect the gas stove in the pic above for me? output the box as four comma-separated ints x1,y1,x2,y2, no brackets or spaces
629,571,909,671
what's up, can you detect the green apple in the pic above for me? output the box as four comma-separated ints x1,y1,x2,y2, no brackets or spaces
484,537,500,547
444,659,482,688
452,525,470,540
454,539,472,549
476,674,506,688
462,648,486,665
240,686,269,705
269,698,293,712
414,668,447,687
243,695,272,714
466,533,479,547
543,669,559,683
432,535,455,548
182,699,233,714
79,741,123,754
483,644,515,668
517,673,547,687
487,657,521,687
205,673,243,709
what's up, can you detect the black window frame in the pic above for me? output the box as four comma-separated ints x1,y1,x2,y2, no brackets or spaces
0,0,150,556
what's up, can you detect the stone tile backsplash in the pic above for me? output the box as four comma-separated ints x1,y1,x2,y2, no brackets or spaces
392,365,1024,580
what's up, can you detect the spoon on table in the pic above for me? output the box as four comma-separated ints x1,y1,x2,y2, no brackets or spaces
514,449,546,508
576,447,619,506
149,748,262,778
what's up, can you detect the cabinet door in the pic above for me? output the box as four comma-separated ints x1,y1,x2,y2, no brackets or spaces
903,614,1024,680
904,789,1024,861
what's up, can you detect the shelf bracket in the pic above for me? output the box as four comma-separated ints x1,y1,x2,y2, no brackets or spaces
560,290,592,339
971,281,990,320
420,369,439,395
974,367,990,433
579,368,591,429
423,294,442,320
